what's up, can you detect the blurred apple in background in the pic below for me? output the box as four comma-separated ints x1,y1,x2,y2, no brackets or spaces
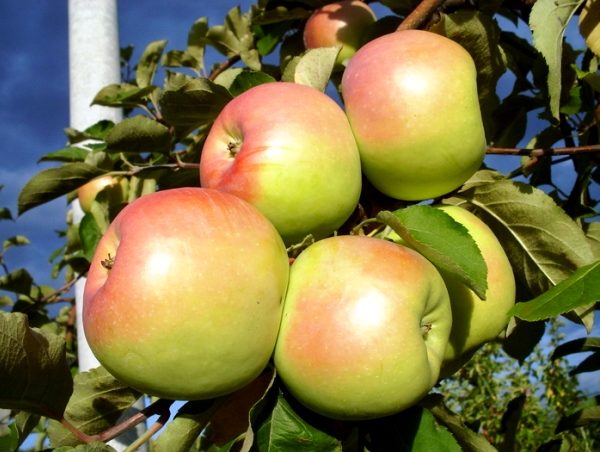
77,174,124,213
303,0,376,66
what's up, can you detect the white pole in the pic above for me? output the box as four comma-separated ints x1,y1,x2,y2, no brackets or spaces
68,2,147,450
68,0,122,373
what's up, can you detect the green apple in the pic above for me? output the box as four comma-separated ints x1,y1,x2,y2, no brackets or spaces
200,82,362,245
83,187,289,400
579,0,600,57
436,205,516,376
341,29,486,201
274,235,451,420
303,0,377,66
77,175,124,213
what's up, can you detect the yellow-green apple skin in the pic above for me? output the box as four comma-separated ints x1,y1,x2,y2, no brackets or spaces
200,82,362,245
83,187,290,400
303,0,377,66
341,30,486,201
77,175,123,213
579,0,600,57
274,235,452,420
436,205,516,376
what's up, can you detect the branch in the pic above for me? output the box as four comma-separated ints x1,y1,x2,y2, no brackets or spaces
60,398,174,445
208,54,241,81
487,144,600,157
397,0,447,31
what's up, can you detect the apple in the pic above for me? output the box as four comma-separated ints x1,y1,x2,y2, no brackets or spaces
200,82,362,245
77,175,124,213
341,30,486,201
579,0,600,57
83,187,289,400
303,0,377,66
273,235,452,420
436,205,516,377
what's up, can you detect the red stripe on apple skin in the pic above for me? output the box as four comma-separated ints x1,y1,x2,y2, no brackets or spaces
82,188,289,400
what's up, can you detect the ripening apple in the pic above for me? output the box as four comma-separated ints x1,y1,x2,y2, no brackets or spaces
77,175,124,213
83,187,289,400
200,82,362,245
579,0,600,57
342,30,486,201
274,235,452,420
303,0,377,66
436,205,516,377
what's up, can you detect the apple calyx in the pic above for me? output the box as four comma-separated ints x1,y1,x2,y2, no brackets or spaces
227,140,242,158
101,253,115,270
421,323,433,336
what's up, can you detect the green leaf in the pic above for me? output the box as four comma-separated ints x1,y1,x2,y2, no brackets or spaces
556,406,600,433
207,6,260,70
529,0,585,119
378,206,488,300
281,47,339,92
153,400,219,452
187,17,209,72
0,268,33,295
161,50,201,70
253,392,343,451
446,174,595,296
18,163,106,215
38,147,89,163
159,76,232,131
366,405,462,451
53,442,117,452
552,336,600,359
511,261,600,321
3,235,30,251
0,312,73,419
105,115,172,154
79,214,102,262
92,83,157,108
13,411,41,451
47,367,142,447
0,207,13,221
65,120,115,144
571,352,600,374
229,70,276,96
420,394,496,451
136,40,167,88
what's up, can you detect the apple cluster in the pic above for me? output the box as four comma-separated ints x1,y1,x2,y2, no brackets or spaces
81,1,515,421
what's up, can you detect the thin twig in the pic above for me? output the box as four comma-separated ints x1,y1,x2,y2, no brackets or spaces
208,54,241,81
397,0,447,31
487,144,600,157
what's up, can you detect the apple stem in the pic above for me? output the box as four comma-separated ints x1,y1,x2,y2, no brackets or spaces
397,0,447,31
227,140,242,158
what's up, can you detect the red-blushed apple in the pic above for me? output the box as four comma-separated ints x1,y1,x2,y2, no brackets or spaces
77,175,123,213
200,82,362,245
273,235,452,420
303,0,376,66
341,30,486,201
83,187,290,400
436,205,516,377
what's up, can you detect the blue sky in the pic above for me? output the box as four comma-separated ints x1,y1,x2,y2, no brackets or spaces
0,1,597,397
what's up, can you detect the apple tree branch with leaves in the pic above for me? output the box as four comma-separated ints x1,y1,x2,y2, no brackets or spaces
1,0,600,450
